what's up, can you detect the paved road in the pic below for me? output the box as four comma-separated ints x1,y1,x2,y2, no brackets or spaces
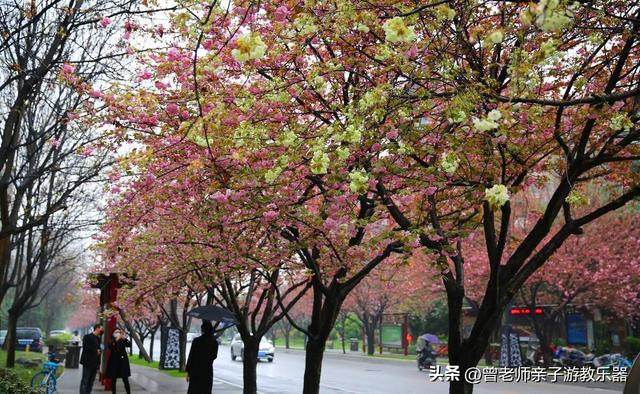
132,339,623,393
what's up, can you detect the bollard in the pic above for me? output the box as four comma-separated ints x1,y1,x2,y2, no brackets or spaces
26,344,30,353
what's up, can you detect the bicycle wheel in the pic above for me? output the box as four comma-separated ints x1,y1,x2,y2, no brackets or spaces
45,374,57,394
31,372,47,391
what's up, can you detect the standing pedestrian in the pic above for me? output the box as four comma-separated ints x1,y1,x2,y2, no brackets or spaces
106,328,132,394
79,324,103,394
185,321,219,394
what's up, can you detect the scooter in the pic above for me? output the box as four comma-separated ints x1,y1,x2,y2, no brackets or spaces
553,346,589,367
523,344,545,367
417,346,438,371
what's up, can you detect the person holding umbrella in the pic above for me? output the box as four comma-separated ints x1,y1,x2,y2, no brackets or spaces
185,320,219,394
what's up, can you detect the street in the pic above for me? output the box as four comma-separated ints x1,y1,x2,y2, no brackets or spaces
132,339,624,393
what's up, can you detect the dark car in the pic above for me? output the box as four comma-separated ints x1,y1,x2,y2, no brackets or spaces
16,327,44,353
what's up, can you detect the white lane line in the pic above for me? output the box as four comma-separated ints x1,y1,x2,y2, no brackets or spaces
214,377,267,394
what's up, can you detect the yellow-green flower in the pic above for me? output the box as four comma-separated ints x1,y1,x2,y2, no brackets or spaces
349,169,369,194
473,118,499,132
565,190,589,207
310,150,330,174
383,17,416,43
473,110,502,132
440,152,460,174
344,124,363,144
232,33,266,63
447,109,466,123
484,184,510,209
356,23,370,33
265,167,282,184
610,112,633,131
530,0,575,32
435,5,456,20
278,130,298,147
336,147,350,160
486,30,504,44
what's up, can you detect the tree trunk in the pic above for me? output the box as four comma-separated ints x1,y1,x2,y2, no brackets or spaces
242,339,259,394
137,334,147,358
285,330,290,349
537,328,554,367
0,235,11,304
179,330,187,372
118,309,150,362
302,335,327,394
366,326,375,356
447,282,508,394
149,330,156,361
446,283,473,394
5,311,19,368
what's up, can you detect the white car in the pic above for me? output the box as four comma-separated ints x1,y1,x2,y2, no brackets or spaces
230,334,274,362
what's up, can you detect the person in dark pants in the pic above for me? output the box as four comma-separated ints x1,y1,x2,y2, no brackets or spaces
106,328,132,394
185,321,219,394
80,324,103,394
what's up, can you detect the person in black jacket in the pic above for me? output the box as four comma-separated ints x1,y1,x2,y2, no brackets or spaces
80,324,103,394
185,321,219,394
106,328,132,394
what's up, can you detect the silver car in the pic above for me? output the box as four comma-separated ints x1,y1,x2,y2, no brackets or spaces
230,334,274,362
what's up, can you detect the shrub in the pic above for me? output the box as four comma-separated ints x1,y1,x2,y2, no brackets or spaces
624,336,640,359
0,369,38,394
45,333,72,349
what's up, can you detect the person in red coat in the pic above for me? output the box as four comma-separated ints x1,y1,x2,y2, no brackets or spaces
106,328,131,394
185,321,219,394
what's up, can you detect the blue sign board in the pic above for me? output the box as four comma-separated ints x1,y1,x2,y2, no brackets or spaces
566,313,588,345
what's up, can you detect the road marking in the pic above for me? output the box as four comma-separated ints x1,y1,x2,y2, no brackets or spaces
214,377,267,394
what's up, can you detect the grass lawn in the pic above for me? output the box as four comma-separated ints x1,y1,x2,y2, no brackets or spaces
128,356,186,378
0,349,64,385
273,337,305,349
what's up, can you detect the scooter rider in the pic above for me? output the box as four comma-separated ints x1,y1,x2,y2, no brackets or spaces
418,341,435,366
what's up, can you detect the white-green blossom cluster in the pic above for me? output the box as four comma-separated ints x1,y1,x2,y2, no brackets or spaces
440,151,460,174
473,109,502,132
310,150,330,174
565,190,589,207
521,0,577,32
484,184,510,209
486,30,504,45
383,17,416,43
349,169,370,194
610,112,633,132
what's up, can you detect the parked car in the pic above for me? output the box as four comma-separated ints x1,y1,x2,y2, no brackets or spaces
0,330,6,347
16,327,44,352
230,334,274,362
49,330,69,337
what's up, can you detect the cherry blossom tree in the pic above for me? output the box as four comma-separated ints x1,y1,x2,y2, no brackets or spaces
348,255,431,355
517,212,640,365
91,2,640,394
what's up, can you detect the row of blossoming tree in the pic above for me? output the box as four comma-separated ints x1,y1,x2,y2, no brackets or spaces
89,1,640,393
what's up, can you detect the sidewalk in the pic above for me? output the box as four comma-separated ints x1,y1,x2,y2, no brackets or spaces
57,364,242,393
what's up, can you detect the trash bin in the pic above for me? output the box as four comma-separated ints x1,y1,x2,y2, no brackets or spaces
350,338,359,352
65,345,81,369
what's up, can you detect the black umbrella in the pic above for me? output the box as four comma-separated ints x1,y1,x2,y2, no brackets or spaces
187,305,238,325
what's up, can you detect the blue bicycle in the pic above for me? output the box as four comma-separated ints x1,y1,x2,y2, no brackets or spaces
31,361,59,394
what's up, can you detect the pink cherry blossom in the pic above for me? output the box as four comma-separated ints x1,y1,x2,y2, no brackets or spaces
274,5,290,22
99,16,112,28
89,89,102,98
166,103,179,115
